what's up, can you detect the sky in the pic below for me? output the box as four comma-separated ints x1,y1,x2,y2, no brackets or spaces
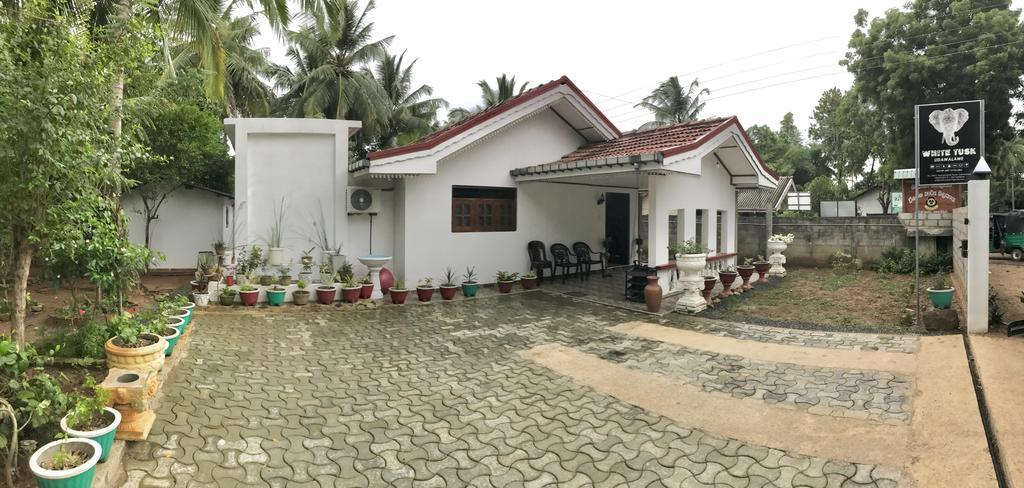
256,0,1022,137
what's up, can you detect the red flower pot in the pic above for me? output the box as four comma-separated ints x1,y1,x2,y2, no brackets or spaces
225,275,234,286
718,271,738,298
379,268,394,295
497,281,515,293
521,277,538,290
416,287,434,302
359,283,373,299
702,276,717,306
316,286,337,305
754,262,771,283
440,285,458,300
342,287,361,303
736,265,755,290
239,289,259,306
390,289,408,304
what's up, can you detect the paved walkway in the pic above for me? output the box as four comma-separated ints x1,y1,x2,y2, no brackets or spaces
123,292,994,487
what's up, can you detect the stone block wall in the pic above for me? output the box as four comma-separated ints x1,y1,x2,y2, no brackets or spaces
897,211,954,236
738,214,913,266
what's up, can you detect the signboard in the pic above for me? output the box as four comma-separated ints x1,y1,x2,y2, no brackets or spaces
915,100,984,186
900,181,962,212
787,192,811,211
820,201,856,217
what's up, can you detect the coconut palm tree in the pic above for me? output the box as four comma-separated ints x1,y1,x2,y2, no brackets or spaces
370,50,448,149
272,0,393,139
998,135,1024,209
634,76,710,130
447,73,530,124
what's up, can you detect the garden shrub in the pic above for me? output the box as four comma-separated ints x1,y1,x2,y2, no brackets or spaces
876,248,952,275
830,250,857,273
0,338,70,448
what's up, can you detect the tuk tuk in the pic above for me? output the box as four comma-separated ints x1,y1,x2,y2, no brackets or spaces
991,210,1024,261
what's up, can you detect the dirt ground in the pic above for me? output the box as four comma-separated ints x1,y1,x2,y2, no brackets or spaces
706,267,916,330
989,258,1023,324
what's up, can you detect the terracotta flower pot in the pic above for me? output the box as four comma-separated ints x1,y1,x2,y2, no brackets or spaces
644,275,662,313
521,277,538,290
390,289,409,304
736,265,755,290
316,286,337,305
225,275,235,286
341,286,361,303
439,285,458,300
104,333,166,373
359,283,373,299
259,275,273,286
702,276,718,306
239,289,260,306
497,280,515,293
293,290,310,306
753,262,771,283
416,287,434,302
718,271,738,298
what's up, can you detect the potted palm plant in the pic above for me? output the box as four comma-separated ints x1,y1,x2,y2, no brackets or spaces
293,281,310,305
390,280,409,304
213,240,227,256
266,285,287,306
238,285,260,306
927,273,955,309
521,270,538,289
461,267,479,297
416,278,435,302
60,378,121,462
30,437,101,488
359,274,374,299
340,276,361,303
439,268,458,300
219,288,237,306
496,271,519,293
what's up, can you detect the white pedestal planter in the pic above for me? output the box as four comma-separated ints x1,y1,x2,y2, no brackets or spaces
267,247,285,266
673,253,707,313
357,255,392,300
768,240,788,277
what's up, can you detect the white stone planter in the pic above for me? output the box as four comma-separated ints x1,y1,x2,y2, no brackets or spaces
267,247,285,266
768,239,788,277
674,253,708,313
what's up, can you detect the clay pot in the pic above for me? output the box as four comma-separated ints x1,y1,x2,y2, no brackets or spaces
293,290,310,306
379,268,394,295
439,285,458,300
278,275,292,286
644,276,663,313
104,333,166,373
390,289,409,304
497,281,516,293
359,283,373,299
754,262,771,283
521,277,538,290
239,289,260,306
736,265,755,290
718,271,738,298
702,276,718,306
316,286,337,305
416,286,434,302
259,275,273,286
341,286,361,303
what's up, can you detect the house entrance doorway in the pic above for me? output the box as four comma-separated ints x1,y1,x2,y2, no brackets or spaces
604,192,631,265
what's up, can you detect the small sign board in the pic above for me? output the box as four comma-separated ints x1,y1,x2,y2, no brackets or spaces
787,192,810,211
915,100,984,186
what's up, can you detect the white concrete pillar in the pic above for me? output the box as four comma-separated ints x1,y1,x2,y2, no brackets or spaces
705,210,718,253
720,210,732,254
647,180,670,266
966,161,991,333
681,208,697,243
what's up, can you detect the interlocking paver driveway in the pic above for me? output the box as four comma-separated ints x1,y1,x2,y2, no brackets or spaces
124,292,905,487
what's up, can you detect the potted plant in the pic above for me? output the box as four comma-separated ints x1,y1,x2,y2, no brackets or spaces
29,437,101,487
259,264,274,286
266,197,287,266
213,240,226,256
718,265,738,298
266,285,287,306
521,270,538,289
60,378,121,462
277,265,292,286
927,273,955,309
390,280,409,304
317,262,333,284
736,257,756,291
767,233,794,277
416,278,435,302
298,248,315,284
341,276,362,303
316,283,337,305
161,308,190,334
156,324,181,356
193,292,210,307
219,288,237,306
239,285,260,306
461,267,479,297
236,246,265,285
496,271,519,293
293,281,310,306
702,276,718,306
671,239,707,285
104,314,166,373
359,274,374,300
753,255,771,283
439,268,458,300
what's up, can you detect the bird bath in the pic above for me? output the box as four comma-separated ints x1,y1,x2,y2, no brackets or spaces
357,255,392,300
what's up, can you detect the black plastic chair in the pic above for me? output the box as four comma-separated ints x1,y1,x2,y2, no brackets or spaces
527,241,553,283
572,242,605,279
550,243,580,283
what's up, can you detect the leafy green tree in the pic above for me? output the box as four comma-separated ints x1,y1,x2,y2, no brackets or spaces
0,2,130,347
804,175,849,214
447,74,530,124
843,1,1024,170
747,114,820,185
634,77,709,130
995,135,1024,209
369,50,448,149
809,88,874,184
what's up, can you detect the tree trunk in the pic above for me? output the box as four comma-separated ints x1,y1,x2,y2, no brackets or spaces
11,241,33,350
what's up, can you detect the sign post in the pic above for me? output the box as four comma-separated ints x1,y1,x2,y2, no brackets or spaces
914,100,984,330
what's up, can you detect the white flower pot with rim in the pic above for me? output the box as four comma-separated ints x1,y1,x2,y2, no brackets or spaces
29,438,101,484
60,407,121,462
767,239,788,277
674,253,708,313
267,247,285,266
194,293,210,307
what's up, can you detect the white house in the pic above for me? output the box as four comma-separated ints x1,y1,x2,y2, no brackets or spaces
225,76,778,295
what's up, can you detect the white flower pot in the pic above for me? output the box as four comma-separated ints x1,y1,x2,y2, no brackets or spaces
30,438,101,484
194,293,210,307
767,239,788,277
267,247,285,266
675,253,707,277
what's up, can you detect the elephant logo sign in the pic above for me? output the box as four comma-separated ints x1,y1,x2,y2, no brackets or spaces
928,108,970,146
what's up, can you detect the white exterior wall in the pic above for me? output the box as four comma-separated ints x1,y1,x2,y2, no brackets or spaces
124,188,229,269
856,190,884,215
395,110,627,285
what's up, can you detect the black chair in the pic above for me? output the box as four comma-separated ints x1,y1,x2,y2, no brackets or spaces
527,241,553,283
572,242,605,279
550,243,580,283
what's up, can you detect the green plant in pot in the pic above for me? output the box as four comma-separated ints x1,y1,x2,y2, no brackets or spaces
927,273,954,309
496,271,519,293
439,268,458,300
29,436,101,488
277,265,292,286
60,377,120,462
341,275,362,303
293,281,310,306
416,277,435,302
390,280,409,304
219,288,237,306
461,267,479,298
238,285,260,306
258,264,273,286
521,270,538,290
359,274,374,299
104,313,166,373
753,254,771,283
736,257,756,291
213,239,227,256
266,285,287,306
718,265,739,298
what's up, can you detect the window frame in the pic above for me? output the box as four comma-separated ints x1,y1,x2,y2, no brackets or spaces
451,186,517,233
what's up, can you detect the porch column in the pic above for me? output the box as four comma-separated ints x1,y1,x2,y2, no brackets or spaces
704,209,718,253
647,181,670,266
680,208,697,243
720,210,732,254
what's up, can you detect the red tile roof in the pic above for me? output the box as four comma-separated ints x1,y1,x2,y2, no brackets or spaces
558,117,732,162
367,75,621,161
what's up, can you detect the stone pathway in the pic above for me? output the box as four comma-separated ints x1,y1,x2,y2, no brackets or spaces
123,292,935,487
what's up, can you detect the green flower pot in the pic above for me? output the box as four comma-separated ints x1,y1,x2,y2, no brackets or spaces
163,310,189,333
927,288,954,309
30,438,101,488
159,327,181,356
61,408,121,462
266,288,287,306
461,283,479,297
182,302,195,319
166,316,186,336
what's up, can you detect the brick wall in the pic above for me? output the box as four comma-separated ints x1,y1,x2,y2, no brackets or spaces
738,214,913,266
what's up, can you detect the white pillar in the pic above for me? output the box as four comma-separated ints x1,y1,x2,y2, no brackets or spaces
648,181,670,266
966,161,991,333
681,208,696,243
705,210,718,253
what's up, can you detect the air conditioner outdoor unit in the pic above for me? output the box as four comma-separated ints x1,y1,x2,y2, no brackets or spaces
346,187,382,214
